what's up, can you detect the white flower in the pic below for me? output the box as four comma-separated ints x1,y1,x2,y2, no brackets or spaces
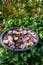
0,11,2,14
33,39,37,42
28,42,33,46
3,40,8,44
8,36,13,41
28,30,31,33
26,37,29,40
20,28,22,31
30,32,34,35
20,43,29,48
23,30,27,34
13,30,16,34
8,30,12,34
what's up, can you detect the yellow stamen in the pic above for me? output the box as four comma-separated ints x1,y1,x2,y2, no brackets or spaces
16,32,20,34
14,37,18,40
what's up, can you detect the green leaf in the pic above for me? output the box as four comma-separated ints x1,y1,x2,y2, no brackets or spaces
39,31,43,39
35,62,39,65
12,54,18,62
28,53,31,58
14,62,20,65
20,53,27,61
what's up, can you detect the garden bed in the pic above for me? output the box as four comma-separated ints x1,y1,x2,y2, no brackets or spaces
0,0,43,65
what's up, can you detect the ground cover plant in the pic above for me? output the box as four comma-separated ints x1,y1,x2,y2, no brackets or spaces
0,0,43,65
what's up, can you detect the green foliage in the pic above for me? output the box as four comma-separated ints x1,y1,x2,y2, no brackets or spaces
0,15,43,65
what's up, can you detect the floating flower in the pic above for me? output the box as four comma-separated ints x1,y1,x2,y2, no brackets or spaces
28,42,34,46
14,37,18,41
3,40,8,44
16,32,20,34
8,36,13,41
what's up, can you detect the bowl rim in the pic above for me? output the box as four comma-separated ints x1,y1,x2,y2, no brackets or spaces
1,27,39,52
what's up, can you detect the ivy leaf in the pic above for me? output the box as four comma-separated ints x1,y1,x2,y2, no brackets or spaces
28,53,31,58
12,54,18,62
35,62,39,65
20,53,27,61
14,62,20,65
39,31,43,39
